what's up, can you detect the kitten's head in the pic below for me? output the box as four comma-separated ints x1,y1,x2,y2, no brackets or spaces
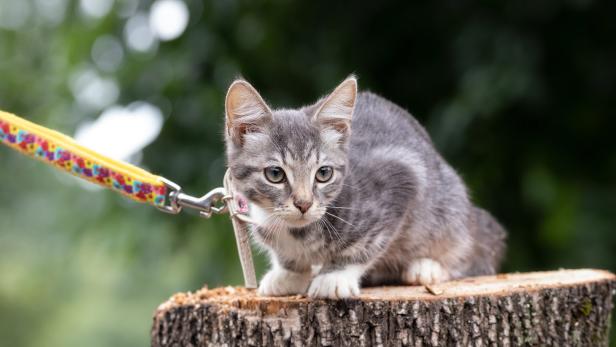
224,77,357,228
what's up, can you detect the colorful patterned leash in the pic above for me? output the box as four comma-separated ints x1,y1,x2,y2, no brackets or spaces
0,110,257,288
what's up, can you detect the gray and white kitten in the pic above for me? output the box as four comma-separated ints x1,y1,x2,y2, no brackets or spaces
224,76,505,299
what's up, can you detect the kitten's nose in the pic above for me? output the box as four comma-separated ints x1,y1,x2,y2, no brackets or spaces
293,200,313,214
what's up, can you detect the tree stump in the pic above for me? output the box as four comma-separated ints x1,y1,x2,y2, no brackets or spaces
151,269,615,346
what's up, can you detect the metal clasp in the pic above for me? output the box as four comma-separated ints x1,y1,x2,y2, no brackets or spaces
157,178,230,218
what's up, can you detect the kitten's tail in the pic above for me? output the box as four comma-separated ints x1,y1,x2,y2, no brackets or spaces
467,207,507,276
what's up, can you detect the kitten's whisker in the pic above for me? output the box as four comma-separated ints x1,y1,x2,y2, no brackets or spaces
258,212,284,245
264,216,280,245
319,219,338,244
270,215,282,248
321,217,343,244
326,205,359,211
348,182,371,192
257,212,278,228
325,211,355,228
271,215,284,238
317,220,328,242
318,209,344,243
258,206,280,212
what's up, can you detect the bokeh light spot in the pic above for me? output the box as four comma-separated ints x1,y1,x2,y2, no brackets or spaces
0,0,31,30
75,102,164,162
92,35,125,72
149,0,189,41
79,0,113,19
34,0,68,25
70,68,120,111
124,12,158,53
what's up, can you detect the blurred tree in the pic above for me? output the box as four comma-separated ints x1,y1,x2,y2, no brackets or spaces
0,0,614,346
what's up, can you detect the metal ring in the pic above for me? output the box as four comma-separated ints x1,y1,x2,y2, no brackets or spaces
156,177,183,214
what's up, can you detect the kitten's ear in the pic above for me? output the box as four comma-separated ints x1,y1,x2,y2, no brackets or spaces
313,76,357,140
225,79,272,146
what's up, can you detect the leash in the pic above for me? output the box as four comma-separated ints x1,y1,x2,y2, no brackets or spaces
0,110,257,288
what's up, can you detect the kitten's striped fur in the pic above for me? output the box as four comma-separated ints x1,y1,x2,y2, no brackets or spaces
224,77,506,299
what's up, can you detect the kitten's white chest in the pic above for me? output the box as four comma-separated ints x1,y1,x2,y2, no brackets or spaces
249,204,324,263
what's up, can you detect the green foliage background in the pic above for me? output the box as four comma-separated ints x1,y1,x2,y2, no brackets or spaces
0,1,614,346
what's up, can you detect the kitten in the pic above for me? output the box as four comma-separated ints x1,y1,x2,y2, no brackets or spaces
223,76,506,299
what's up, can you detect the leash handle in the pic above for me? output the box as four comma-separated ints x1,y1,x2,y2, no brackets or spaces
0,111,169,207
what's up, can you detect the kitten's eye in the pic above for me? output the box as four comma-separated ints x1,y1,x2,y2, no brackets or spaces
315,166,333,183
264,166,286,183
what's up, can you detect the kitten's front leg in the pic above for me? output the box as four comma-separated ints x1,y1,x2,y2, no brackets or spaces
258,262,312,296
308,264,366,299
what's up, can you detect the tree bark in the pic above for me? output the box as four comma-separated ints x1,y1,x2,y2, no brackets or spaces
152,269,615,347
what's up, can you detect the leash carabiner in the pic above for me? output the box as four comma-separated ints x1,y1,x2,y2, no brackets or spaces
157,178,230,218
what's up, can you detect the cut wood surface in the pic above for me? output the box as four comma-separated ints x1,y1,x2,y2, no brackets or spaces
152,269,615,346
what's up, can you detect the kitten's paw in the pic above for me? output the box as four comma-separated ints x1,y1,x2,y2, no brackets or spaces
308,271,360,299
404,258,450,285
258,268,311,296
